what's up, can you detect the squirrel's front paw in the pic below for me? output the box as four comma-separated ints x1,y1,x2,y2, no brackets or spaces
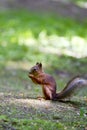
28,74,34,78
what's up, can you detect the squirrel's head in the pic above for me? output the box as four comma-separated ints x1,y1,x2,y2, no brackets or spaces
29,62,42,76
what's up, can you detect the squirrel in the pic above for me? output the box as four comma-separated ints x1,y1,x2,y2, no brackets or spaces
28,62,87,100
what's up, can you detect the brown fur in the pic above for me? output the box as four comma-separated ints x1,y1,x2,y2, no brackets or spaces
28,62,87,100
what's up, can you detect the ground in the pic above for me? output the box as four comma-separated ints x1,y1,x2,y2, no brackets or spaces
0,1,87,129
0,61,87,130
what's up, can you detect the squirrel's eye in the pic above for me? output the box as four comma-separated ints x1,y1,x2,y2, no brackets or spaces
33,68,37,72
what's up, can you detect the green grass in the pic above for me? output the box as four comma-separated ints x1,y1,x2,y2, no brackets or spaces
0,10,87,74
0,115,64,130
0,10,87,130
0,10,87,62
71,0,87,6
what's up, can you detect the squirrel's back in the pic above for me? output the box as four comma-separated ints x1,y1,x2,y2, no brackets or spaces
28,62,87,100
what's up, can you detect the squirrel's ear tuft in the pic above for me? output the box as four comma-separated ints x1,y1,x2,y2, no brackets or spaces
36,62,42,68
36,62,39,65
39,63,42,68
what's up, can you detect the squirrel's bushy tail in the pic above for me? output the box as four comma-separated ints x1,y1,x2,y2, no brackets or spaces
56,77,87,100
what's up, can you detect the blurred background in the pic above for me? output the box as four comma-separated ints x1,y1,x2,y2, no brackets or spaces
0,0,87,95
0,1,87,129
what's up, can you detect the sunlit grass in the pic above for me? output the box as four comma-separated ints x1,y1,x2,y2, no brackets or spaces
0,10,87,74
0,9,87,130
71,0,87,8
0,10,87,60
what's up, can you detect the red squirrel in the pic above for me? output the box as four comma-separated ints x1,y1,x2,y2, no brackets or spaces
28,62,87,100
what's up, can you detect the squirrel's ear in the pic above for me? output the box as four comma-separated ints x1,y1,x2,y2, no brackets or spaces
39,63,42,68
36,62,39,65
36,62,42,68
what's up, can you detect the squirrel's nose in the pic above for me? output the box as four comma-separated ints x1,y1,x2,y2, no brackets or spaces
28,69,33,74
28,70,30,73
